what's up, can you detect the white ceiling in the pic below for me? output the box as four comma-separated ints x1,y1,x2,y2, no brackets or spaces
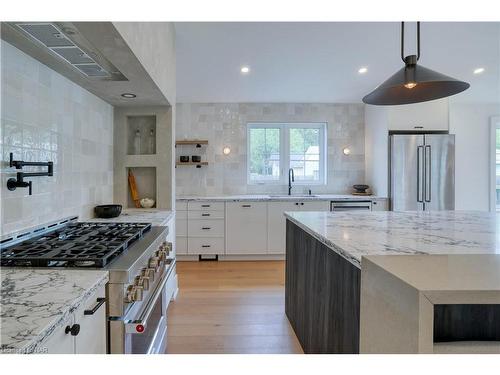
175,22,500,103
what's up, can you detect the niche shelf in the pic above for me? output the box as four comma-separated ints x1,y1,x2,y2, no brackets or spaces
127,167,157,208
175,140,208,147
175,161,208,168
127,115,157,155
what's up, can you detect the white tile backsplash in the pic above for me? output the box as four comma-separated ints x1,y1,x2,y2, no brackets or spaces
176,103,365,196
0,41,114,235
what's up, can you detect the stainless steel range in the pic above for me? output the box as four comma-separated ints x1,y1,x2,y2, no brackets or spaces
0,216,177,354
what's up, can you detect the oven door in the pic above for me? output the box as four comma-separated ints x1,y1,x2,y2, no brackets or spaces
122,269,172,354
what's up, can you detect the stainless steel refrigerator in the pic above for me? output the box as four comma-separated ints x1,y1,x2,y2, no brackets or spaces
389,134,455,211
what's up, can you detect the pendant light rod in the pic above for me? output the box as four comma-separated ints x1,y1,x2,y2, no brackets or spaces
400,21,421,63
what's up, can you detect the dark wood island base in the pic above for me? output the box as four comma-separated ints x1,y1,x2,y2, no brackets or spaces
285,219,500,354
285,220,361,354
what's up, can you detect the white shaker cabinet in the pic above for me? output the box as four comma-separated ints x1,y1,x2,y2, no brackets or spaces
267,202,301,254
267,200,330,254
44,285,107,354
226,202,267,255
387,98,449,131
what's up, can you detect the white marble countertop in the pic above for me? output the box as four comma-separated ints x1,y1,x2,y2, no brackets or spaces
177,194,387,202
86,209,174,226
0,269,108,354
285,210,500,268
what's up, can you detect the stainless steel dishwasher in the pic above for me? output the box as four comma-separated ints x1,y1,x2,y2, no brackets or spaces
330,200,372,211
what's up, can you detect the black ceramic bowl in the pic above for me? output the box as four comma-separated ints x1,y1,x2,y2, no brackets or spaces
191,155,201,163
180,155,189,163
353,184,369,193
94,204,122,218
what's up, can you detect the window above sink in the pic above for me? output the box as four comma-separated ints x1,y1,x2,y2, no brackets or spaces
247,122,327,186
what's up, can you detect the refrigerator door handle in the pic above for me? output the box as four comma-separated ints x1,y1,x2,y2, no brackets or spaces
417,145,424,203
424,145,431,202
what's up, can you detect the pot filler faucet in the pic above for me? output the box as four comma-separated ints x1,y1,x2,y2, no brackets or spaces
288,168,295,196
7,153,53,195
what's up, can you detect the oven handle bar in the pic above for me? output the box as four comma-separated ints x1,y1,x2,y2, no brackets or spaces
124,261,174,334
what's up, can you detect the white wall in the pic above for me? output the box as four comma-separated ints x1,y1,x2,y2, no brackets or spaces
0,41,114,235
364,105,389,197
449,102,500,211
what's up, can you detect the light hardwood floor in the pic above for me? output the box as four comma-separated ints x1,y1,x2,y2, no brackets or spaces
166,260,303,354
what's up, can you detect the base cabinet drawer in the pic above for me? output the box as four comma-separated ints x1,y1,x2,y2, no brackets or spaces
176,236,188,255
188,219,224,237
188,210,225,220
188,237,225,255
188,202,225,211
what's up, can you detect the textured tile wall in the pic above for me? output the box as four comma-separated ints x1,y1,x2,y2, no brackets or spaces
0,41,114,235
176,103,365,196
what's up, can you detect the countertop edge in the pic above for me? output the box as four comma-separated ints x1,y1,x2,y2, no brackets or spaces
284,213,362,269
177,195,387,202
5,271,109,354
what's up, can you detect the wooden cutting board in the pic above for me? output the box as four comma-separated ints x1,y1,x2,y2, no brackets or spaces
128,170,141,208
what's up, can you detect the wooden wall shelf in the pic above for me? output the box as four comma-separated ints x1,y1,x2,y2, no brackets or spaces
176,161,208,167
175,140,208,146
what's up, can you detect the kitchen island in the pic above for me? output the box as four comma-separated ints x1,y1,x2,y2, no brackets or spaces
284,211,500,354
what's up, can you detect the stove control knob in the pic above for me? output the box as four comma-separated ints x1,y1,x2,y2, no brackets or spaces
142,268,155,281
125,285,135,303
135,276,150,291
156,250,166,262
148,257,159,269
133,286,143,302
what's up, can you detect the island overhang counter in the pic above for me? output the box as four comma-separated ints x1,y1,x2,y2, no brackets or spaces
284,211,500,354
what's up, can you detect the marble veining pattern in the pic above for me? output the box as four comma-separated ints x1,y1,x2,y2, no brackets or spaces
285,211,500,268
86,209,174,226
0,269,108,353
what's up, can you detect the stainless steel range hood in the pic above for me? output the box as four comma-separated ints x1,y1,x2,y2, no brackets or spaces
11,22,127,81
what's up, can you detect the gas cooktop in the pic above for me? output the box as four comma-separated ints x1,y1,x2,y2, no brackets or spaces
0,222,151,268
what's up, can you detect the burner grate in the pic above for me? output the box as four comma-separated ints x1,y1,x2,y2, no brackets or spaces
0,222,151,268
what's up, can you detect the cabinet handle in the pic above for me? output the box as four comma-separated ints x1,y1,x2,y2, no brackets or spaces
65,324,80,336
202,227,211,230
84,297,106,316
201,204,210,208
201,213,210,217
201,245,211,248
242,204,251,208
301,203,304,206
295,203,299,206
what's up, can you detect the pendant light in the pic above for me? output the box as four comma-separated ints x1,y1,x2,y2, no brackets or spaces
362,22,470,105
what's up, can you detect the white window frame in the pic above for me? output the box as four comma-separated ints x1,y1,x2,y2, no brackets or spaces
247,122,327,186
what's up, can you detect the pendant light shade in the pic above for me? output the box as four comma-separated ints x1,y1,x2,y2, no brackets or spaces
362,22,470,106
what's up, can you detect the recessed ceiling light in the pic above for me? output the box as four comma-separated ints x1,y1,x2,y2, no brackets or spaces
240,66,250,74
358,67,368,74
473,67,485,75
121,93,137,98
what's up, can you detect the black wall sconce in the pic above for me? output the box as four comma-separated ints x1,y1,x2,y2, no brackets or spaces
7,153,54,195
